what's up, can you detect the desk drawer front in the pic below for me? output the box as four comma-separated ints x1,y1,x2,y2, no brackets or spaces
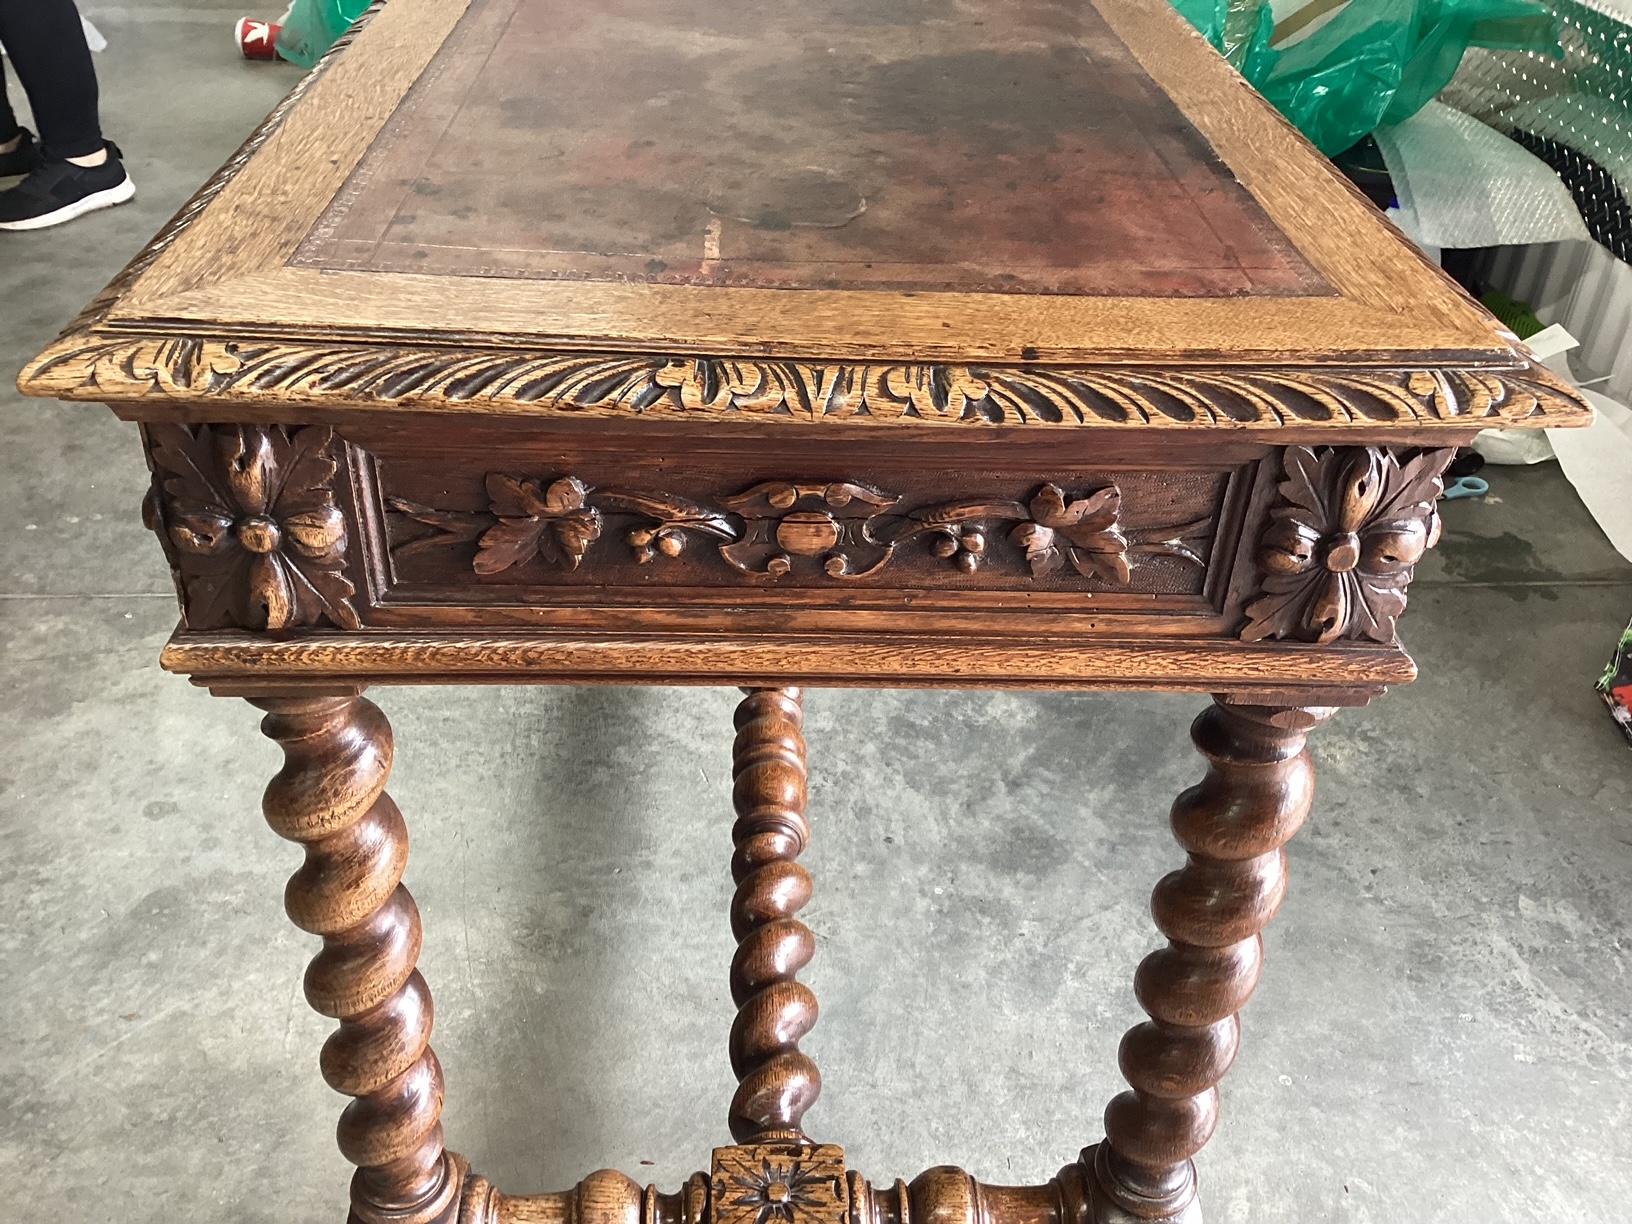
138,421,1274,637
343,426,1267,638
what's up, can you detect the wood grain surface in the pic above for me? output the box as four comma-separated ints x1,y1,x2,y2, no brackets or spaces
163,630,1411,696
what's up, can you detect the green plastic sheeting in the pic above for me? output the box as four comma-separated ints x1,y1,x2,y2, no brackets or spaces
275,0,373,69
1172,0,1562,154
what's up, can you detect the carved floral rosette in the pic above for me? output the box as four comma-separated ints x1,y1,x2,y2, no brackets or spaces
712,1144,848,1224
144,423,360,630
1241,446,1454,645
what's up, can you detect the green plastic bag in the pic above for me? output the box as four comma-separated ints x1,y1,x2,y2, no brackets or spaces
1172,0,1276,76
275,0,373,68
1173,0,1561,155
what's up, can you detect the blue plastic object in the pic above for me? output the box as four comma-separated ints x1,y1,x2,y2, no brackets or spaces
1442,475,1492,500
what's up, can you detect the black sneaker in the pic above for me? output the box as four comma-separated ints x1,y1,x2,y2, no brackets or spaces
0,129,42,179
0,141,135,231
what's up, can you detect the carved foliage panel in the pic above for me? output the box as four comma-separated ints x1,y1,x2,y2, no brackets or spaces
137,423,1253,630
137,426,1450,645
378,464,1232,599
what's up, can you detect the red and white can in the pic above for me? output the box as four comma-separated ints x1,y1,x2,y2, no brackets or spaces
234,17,283,61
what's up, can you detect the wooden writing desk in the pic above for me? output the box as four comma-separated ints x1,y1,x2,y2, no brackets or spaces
19,1,1590,1220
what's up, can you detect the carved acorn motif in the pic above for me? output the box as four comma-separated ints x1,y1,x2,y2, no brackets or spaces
146,424,359,631
628,524,688,563
1242,446,1453,644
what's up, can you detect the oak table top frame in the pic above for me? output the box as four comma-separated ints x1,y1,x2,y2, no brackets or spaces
19,2,1589,1223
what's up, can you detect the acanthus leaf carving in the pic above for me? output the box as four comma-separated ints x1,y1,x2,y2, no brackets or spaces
1011,484,1131,581
1240,445,1454,645
146,423,361,631
24,336,1591,431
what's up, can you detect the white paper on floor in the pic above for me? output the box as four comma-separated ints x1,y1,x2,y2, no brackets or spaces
1476,334,1632,563
1548,387,1632,564
1540,345,1632,564
1477,327,1578,466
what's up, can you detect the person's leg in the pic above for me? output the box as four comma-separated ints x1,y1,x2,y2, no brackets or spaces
0,0,131,227
0,58,22,150
0,58,43,176
0,0,105,162
0,0,130,230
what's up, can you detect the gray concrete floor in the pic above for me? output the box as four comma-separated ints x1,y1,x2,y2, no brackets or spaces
3,6,1631,1221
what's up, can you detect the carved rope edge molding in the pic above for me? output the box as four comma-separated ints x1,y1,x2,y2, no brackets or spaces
21,336,1591,429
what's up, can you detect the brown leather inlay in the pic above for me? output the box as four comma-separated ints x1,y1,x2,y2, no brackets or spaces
292,0,1329,298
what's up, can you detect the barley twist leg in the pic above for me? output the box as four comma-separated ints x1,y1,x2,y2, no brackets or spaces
1093,699,1335,1222
253,694,463,1224
727,687,820,1142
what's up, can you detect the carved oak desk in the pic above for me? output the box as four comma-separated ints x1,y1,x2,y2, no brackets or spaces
19,0,1591,1221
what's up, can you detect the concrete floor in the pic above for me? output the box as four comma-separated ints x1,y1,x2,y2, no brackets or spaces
3,6,1631,1221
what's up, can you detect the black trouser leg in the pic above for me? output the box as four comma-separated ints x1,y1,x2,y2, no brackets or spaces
0,0,104,158
0,59,21,145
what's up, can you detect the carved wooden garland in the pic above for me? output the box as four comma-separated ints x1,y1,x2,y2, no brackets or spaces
27,337,1584,429
1240,445,1454,645
144,423,361,631
388,475,1212,584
